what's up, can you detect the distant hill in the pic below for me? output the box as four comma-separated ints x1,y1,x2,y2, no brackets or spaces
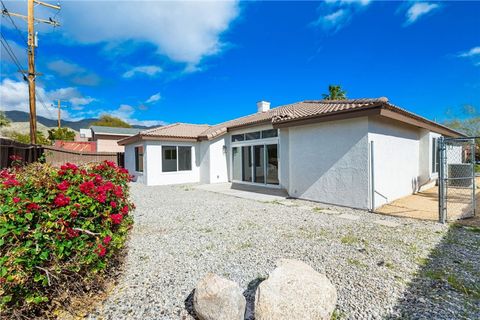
4,110,152,131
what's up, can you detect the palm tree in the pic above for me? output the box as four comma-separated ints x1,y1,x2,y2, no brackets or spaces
322,85,347,100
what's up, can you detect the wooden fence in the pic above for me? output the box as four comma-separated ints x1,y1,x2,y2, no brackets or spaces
0,138,44,169
43,147,124,167
0,138,124,169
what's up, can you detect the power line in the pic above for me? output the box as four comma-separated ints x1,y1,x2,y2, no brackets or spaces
0,0,28,44
0,32,27,79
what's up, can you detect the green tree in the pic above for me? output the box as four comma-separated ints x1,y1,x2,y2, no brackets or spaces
5,131,51,145
91,115,132,128
0,111,11,127
443,105,480,136
322,85,347,100
48,127,76,141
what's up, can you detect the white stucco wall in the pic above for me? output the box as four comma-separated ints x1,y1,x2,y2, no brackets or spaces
144,141,200,186
368,117,421,208
279,128,289,190
124,143,146,184
208,137,229,183
287,117,370,209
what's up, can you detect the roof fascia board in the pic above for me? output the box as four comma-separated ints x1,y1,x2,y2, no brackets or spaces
273,107,382,128
379,109,464,138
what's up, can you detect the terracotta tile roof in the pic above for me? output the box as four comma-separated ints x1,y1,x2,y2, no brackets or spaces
118,97,463,145
141,123,211,140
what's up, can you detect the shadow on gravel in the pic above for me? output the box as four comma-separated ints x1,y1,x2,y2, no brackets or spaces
184,289,199,320
243,277,266,320
389,224,480,319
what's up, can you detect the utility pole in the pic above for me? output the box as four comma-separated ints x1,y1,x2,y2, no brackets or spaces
2,0,60,144
55,99,67,129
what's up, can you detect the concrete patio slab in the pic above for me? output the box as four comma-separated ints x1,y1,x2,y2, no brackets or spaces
195,183,288,202
373,220,401,228
338,213,360,221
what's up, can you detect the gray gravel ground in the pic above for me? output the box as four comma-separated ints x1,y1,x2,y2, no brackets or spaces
89,183,480,320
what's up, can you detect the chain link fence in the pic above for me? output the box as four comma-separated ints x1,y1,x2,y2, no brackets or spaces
438,137,476,222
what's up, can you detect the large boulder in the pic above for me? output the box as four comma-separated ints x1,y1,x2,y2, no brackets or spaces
255,259,337,320
193,273,246,320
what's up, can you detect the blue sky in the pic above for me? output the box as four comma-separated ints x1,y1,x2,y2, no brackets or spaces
1,0,479,126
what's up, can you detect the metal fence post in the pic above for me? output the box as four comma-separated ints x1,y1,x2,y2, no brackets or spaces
438,137,446,223
472,138,476,217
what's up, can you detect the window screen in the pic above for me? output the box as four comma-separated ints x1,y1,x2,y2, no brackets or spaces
245,131,261,140
162,146,177,172
261,129,278,138
232,134,244,142
135,146,143,172
178,146,192,171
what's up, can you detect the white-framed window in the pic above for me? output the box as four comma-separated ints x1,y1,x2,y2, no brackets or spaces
432,137,439,173
135,146,144,172
162,145,192,172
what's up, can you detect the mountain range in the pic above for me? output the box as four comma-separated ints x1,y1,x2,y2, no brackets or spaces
4,111,151,131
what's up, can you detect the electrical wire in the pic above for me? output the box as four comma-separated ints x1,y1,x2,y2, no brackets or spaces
0,0,27,44
0,32,27,79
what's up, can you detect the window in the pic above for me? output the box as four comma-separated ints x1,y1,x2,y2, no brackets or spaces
162,146,177,172
245,131,261,140
162,146,192,172
232,134,244,142
261,129,278,139
432,138,439,173
178,146,192,171
135,146,144,172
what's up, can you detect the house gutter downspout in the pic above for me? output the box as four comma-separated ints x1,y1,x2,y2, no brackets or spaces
370,141,375,211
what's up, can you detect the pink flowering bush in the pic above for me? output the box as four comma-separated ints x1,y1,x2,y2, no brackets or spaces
0,160,134,316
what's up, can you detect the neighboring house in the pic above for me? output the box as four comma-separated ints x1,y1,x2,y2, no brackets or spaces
76,128,93,142
118,98,463,210
91,126,142,153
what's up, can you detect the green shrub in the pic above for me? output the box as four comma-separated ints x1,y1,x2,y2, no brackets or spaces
0,160,134,316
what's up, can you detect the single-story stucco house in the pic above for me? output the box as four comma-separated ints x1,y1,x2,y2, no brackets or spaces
118,98,463,210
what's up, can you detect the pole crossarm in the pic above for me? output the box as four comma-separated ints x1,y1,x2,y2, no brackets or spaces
2,10,60,26
1,0,60,144
33,0,60,10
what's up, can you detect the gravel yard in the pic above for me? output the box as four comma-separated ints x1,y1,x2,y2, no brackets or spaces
89,183,480,319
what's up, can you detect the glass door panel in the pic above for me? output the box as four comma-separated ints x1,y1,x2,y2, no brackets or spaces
254,145,265,183
242,146,252,182
232,147,242,181
266,144,279,185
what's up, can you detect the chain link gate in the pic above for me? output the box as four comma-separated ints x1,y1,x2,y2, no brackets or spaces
438,137,476,223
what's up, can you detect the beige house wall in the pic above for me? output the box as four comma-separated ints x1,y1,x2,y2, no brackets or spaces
94,134,127,152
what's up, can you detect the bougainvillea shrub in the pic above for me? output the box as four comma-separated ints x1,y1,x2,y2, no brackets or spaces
0,160,134,315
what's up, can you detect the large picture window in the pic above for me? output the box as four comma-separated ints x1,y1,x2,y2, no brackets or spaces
135,146,144,172
162,146,192,172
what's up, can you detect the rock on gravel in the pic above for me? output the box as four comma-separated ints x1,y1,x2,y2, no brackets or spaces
193,273,246,320
87,183,480,320
255,259,337,320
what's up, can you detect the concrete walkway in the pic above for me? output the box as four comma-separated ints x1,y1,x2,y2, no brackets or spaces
195,182,288,202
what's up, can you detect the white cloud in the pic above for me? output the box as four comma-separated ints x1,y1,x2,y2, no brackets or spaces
458,47,480,58
146,92,161,104
102,104,166,127
0,78,95,119
325,0,371,6
312,0,371,32
122,65,163,78
405,2,440,25
53,1,240,68
47,60,85,76
457,46,480,67
47,59,101,86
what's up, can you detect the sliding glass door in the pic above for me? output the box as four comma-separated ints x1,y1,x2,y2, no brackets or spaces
231,144,278,186
266,144,279,185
